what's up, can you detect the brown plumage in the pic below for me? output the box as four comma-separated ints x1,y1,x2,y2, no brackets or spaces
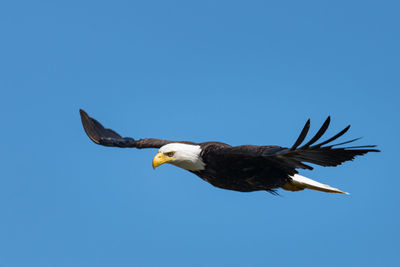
79,109,379,194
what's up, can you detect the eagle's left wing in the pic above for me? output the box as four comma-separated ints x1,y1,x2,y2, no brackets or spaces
216,117,379,172
274,116,380,170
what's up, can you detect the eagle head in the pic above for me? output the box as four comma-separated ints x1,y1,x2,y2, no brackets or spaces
152,143,205,171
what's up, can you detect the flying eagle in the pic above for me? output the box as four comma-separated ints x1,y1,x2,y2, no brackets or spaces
79,109,379,195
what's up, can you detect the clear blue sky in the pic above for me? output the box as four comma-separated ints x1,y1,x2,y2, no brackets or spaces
1,1,399,266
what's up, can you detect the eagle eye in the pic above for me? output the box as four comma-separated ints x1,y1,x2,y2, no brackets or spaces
165,152,175,157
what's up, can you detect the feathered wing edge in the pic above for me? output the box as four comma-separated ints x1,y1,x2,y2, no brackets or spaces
80,109,137,147
283,116,380,170
79,109,193,149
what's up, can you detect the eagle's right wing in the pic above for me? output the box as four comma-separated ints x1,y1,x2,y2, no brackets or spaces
79,109,195,149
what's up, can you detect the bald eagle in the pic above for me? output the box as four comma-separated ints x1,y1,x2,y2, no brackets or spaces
79,109,379,195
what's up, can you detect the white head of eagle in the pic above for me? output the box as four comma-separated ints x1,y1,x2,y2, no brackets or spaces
152,143,206,171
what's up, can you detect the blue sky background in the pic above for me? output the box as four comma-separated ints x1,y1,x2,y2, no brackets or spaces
1,0,399,266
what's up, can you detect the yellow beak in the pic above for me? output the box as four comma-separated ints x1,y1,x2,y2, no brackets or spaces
152,152,174,169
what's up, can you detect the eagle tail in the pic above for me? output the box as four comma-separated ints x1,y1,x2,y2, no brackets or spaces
283,174,349,194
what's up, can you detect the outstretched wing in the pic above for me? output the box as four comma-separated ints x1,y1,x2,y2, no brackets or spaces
280,116,380,170
217,116,379,173
79,109,195,149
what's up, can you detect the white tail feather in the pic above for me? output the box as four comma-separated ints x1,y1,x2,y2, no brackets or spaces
284,174,349,194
